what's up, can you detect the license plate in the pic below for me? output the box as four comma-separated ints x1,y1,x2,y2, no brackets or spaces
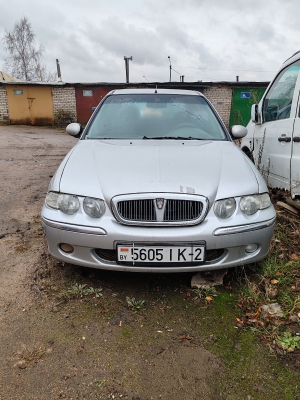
117,244,205,264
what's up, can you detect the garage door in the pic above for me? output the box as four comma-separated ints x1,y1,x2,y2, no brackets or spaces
6,85,54,125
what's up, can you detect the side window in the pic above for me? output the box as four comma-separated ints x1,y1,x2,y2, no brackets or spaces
262,61,300,122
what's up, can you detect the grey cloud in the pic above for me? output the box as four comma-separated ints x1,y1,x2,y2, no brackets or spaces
0,0,298,83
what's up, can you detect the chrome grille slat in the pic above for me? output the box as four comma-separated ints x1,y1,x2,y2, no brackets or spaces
116,199,203,223
118,199,156,222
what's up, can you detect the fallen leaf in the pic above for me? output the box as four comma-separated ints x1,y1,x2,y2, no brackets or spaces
205,296,213,302
179,334,193,340
271,279,279,285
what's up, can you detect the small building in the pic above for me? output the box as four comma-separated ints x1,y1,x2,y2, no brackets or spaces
0,80,269,128
72,81,269,128
0,81,76,125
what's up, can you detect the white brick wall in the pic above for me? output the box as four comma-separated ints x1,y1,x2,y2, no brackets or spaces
203,85,232,128
0,86,9,123
52,86,77,124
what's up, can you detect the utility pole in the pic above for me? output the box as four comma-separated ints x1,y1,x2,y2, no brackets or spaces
168,56,172,82
124,56,132,83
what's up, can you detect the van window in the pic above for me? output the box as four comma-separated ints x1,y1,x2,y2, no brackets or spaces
262,61,300,122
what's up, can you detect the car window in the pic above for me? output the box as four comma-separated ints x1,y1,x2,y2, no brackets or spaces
85,94,227,140
262,61,300,122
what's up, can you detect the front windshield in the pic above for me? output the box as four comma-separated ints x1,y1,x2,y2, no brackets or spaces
85,93,227,140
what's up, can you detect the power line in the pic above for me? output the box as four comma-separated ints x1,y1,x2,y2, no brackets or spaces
171,67,181,76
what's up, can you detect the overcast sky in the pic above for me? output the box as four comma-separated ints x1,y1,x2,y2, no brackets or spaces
0,0,299,83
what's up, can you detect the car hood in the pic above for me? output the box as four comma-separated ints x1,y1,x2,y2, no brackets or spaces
57,140,266,205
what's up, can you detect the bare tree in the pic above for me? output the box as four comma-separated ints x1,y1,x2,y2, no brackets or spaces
2,17,56,81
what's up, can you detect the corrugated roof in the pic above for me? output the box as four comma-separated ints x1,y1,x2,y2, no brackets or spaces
0,71,22,82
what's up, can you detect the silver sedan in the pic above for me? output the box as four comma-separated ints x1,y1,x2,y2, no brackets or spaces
41,89,276,272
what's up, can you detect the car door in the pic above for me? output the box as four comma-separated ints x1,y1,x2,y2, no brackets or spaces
252,60,300,190
290,99,300,197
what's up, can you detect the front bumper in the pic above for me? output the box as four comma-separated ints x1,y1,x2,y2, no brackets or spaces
41,210,276,273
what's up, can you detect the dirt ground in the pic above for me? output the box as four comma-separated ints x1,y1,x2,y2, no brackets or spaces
0,125,224,399
0,125,299,400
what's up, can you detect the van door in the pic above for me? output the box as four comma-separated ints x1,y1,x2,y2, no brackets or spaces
252,60,300,190
290,103,300,197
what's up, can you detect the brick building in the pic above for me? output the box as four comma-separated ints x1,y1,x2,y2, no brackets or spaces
0,81,269,128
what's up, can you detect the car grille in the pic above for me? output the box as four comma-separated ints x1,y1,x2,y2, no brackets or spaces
95,248,225,264
115,198,204,225
164,200,202,221
117,199,157,222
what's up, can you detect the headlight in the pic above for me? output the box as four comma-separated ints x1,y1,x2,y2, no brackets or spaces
45,192,80,215
214,198,236,219
58,194,80,215
45,192,59,209
240,193,271,215
83,197,105,218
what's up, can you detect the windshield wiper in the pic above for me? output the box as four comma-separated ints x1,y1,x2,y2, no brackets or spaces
86,137,117,140
143,136,204,140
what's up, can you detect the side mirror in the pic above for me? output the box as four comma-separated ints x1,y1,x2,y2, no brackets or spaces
230,125,248,139
66,123,83,138
251,103,262,124
251,104,258,123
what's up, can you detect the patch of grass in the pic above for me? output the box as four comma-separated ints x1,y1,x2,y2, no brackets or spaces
59,283,103,299
277,332,300,352
121,326,133,339
126,297,146,313
232,208,300,368
191,286,217,301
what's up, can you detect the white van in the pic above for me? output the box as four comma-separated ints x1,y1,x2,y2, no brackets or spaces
241,51,300,205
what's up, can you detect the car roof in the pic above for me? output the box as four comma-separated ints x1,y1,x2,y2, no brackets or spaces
281,50,300,70
283,50,300,65
111,88,204,96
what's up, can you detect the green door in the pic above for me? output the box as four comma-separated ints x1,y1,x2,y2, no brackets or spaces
229,87,266,127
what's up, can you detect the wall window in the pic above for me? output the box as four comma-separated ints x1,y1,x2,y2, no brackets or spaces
13,90,23,95
83,90,93,97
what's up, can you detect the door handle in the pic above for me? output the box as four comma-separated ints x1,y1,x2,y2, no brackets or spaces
293,137,300,142
278,136,291,142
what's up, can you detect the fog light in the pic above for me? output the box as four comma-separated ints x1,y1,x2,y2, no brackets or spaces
245,243,259,253
60,243,74,253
